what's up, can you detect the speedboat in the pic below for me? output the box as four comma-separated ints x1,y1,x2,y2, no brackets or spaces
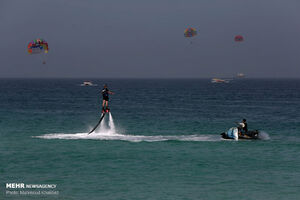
211,78,229,83
80,81,96,86
220,127,259,140
237,73,245,78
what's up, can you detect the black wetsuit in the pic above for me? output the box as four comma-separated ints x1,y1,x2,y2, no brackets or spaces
102,88,109,101
242,122,248,133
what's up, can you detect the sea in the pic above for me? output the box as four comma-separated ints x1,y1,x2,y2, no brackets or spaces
0,78,299,200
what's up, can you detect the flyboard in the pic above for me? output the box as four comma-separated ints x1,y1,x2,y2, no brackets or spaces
88,109,110,134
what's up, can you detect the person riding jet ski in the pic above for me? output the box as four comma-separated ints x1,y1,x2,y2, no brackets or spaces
238,119,248,136
221,119,259,140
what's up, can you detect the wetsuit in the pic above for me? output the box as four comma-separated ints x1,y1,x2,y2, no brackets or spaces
240,122,248,133
102,88,109,101
243,122,248,133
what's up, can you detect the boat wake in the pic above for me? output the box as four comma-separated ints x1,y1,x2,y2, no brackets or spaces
34,113,219,142
258,131,270,140
35,113,219,142
33,113,269,142
34,132,221,142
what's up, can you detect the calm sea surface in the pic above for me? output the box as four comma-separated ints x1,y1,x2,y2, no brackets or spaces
0,78,299,200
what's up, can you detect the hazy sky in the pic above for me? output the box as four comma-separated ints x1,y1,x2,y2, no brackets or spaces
1,0,300,78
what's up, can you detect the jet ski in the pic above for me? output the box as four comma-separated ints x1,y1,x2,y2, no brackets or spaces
221,127,259,140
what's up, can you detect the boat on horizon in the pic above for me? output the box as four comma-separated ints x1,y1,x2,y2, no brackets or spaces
237,73,245,78
211,78,230,83
80,81,97,86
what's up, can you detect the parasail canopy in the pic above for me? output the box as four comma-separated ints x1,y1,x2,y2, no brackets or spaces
27,39,48,54
234,35,244,42
184,28,197,38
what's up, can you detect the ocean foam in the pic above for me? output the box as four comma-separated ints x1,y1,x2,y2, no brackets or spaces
33,114,269,142
258,131,270,140
34,132,221,142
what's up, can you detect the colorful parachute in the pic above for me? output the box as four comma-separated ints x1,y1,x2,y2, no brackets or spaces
234,35,244,42
184,28,197,38
27,39,48,54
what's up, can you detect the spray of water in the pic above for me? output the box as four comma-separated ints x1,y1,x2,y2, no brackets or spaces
94,112,117,135
98,116,106,132
36,113,269,143
258,131,270,140
108,113,116,132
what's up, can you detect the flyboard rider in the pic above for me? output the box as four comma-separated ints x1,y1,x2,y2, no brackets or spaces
101,84,114,113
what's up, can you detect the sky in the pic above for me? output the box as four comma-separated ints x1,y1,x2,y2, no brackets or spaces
0,0,300,78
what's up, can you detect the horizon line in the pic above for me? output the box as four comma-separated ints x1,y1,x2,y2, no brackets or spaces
0,77,300,80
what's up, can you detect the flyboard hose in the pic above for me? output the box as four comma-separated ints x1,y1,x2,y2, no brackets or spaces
88,112,107,134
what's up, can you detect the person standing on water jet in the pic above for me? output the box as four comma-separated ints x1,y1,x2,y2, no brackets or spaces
101,84,114,113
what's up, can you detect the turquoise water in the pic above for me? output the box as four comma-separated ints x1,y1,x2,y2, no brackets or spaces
1,79,299,199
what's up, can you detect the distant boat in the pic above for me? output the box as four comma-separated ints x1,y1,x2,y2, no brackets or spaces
80,81,96,86
211,78,229,83
237,73,245,78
